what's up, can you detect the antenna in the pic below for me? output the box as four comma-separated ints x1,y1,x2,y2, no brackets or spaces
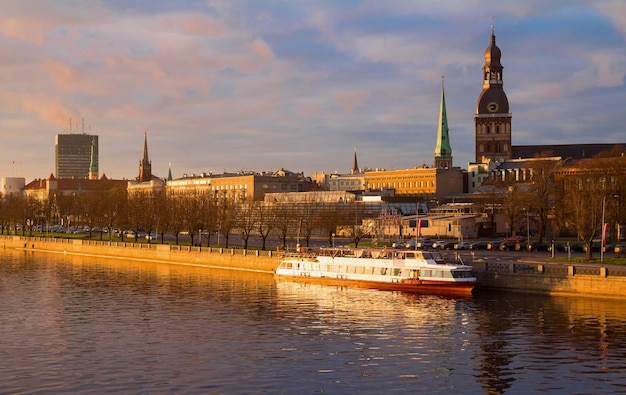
491,15,496,35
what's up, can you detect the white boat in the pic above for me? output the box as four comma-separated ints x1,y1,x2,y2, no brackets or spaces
276,247,477,295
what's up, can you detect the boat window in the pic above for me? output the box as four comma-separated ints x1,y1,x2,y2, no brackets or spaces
393,268,401,276
356,266,365,274
452,270,472,278
380,268,387,275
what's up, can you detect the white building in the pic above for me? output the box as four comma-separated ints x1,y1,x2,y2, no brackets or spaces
1,177,25,196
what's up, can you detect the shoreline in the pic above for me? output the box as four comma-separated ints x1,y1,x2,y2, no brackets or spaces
4,235,626,299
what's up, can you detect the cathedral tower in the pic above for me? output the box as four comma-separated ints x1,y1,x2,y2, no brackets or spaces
475,18,512,163
434,77,453,169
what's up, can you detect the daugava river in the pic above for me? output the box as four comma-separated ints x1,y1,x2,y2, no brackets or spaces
1,250,626,394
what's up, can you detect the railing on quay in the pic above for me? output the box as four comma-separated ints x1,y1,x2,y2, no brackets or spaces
472,259,626,278
3,234,277,258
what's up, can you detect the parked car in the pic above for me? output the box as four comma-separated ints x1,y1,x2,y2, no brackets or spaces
417,240,434,249
504,236,526,243
469,241,488,250
405,240,417,249
145,232,157,240
567,243,584,252
515,242,528,251
432,241,453,250
453,242,471,250
615,244,626,255
487,241,501,250
499,242,517,251
392,241,405,248
583,244,601,253
528,242,549,252
549,243,565,252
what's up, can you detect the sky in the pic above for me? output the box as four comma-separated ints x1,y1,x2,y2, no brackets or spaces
1,0,625,182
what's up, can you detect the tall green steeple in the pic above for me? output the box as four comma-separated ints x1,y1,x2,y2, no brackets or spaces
434,77,453,169
88,137,98,180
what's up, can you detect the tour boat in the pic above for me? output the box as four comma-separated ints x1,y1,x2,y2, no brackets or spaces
276,248,477,295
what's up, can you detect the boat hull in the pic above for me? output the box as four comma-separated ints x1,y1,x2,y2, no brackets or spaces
274,273,475,296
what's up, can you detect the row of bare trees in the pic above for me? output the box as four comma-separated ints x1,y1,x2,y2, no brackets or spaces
0,189,377,249
477,150,626,259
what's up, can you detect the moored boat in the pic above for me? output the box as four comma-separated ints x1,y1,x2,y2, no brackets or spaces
275,247,477,295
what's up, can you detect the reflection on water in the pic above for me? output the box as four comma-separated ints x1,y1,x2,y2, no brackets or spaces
1,250,626,394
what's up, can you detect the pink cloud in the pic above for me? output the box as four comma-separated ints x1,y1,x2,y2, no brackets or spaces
249,37,274,59
333,90,369,113
180,15,222,37
0,17,51,45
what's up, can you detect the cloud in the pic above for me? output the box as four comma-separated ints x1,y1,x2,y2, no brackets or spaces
0,1,624,183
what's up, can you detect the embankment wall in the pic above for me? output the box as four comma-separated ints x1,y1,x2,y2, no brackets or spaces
2,235,279,273
4,236,626,298
470,260,626,298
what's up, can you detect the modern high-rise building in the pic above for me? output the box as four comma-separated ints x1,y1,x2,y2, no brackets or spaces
55,134,98,179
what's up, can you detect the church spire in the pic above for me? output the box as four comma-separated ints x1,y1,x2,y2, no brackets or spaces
434,76,453,169
88,137,98,180
138,132,152,182
351,146,359,174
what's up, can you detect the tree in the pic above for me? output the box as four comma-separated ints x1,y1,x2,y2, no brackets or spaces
236,199,256,250
273,203,296,249
255,201,276,250
317,203,346,246
297,200,322,247
556,155,625,259
344,202,370,248
525,153,560,242
217,198,237,248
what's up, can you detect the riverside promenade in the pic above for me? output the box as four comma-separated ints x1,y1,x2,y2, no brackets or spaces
3,235,626,298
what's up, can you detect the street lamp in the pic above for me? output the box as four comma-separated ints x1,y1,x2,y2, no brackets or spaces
601,194,620,265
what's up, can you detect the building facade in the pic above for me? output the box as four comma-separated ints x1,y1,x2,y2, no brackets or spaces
0,177,25,197
55,133,99,179
364,167,465,203
166,169,307,201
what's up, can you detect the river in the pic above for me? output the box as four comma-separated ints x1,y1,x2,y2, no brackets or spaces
1,249,625,394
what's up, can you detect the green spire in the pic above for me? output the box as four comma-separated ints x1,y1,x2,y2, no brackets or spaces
88,138,98,178
434,77,453,168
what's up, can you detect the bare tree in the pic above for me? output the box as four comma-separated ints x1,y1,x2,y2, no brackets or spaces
316,203,346,247
255,201,276,250
236,199,256,249
273,203,296,249
217,198,237,248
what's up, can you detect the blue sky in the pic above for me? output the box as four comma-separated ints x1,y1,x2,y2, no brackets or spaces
0,0,624,182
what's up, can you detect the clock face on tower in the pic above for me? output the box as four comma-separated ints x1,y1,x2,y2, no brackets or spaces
487,102,499,113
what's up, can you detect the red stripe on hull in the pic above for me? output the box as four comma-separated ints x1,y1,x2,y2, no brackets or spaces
275,275,475,297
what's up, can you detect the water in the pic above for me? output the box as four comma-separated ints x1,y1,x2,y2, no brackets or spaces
1,250,626,394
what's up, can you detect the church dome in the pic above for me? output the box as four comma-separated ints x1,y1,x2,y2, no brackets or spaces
484,34,502,68
476,88,509,114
